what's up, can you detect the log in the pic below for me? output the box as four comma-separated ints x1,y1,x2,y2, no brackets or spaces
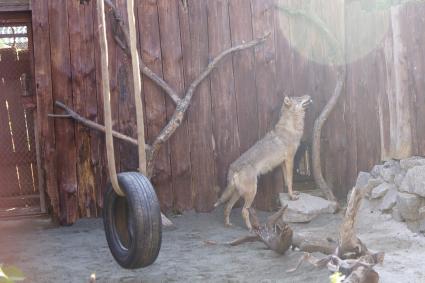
138,0,173,210
49,0,79,224
291,233,337,255
388,6,413,159
158,0,193,211
338,186,368,258
207,0,241,190
68,0,97,218
32,0,60,222
228,235,259,246
179,0,216,212
344,267,379,283
228,206,293,255
288,252,384,283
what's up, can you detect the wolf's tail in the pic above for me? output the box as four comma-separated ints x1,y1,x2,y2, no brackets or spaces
214,183,236,208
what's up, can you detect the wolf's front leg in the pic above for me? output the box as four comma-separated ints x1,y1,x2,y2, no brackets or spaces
282,160,298,200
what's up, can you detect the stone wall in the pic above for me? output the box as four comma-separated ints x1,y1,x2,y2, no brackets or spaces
354,157,425,233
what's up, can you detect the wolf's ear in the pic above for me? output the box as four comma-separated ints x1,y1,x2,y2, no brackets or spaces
283,96,291,106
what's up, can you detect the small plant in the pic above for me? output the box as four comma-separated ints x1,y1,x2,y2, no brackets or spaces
0,265,25,283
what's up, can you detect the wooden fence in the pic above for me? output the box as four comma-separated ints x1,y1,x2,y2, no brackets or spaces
30,0,425,224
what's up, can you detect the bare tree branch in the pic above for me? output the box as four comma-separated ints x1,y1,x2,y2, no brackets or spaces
105,0,181,105
276,5,345,203
50,101,149,150
146,34,270,175
106,1,269,175
50,1,268,178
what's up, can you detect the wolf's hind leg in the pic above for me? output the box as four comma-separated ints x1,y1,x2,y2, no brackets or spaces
241,186,257,231
224,192,240,227
282,160,298,200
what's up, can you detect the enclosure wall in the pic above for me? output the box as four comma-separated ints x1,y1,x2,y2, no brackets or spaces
30,0,425,224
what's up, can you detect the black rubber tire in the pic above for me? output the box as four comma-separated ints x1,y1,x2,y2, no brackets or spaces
103,172,162,269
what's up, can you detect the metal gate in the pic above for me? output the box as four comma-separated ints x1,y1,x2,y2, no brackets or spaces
0,13,42,217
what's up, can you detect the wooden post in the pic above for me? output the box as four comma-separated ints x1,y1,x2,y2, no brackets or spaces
34,112,46,213
388,5,413,159
127,0,147,174
96,0,123,196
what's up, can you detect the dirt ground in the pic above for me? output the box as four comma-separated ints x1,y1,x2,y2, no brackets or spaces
1,206,425,283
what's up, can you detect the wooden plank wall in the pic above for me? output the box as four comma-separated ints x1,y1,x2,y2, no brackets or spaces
0,0,30,12
30,0,425,224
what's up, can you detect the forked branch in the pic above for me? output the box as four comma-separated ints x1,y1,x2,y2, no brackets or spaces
146,34,269,175
105,0,269,175
51,1,268,177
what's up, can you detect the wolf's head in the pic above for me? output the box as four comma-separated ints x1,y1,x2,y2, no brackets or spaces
276,95,312,135
281,95,313,113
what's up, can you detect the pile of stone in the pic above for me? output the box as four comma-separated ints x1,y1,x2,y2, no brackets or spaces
355,156,425,233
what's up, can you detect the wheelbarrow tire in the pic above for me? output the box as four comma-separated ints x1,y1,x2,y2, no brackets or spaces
103,172,162,269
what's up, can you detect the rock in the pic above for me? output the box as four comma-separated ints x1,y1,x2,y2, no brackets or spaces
371,183,393,199
380,160,401,183
399,165,425,197
279,193,337,223
394,171,406,187
391,206,404,222
379,187,397,213
355,172,371,190
406,219,425,234
400,156,425,171
368,177,384,188
370,164,384,178
419,206,425,219
364,177,384,197
396,192,424,221
360,198,380,213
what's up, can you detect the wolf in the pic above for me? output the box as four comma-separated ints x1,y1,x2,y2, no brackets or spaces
214,95,312,230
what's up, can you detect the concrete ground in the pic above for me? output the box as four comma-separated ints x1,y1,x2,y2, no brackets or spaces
0,207,424,283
